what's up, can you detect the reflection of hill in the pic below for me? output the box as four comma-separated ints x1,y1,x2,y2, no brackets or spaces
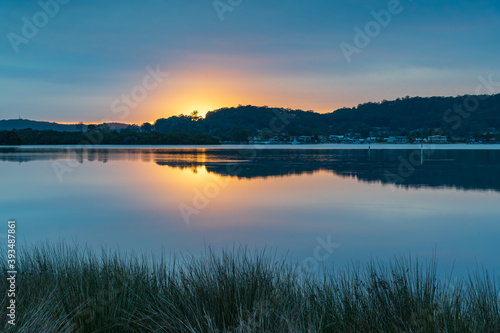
1,147,499,192
157,149,500,192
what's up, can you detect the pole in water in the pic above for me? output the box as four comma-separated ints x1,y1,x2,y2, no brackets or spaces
368,138,371,150
420,138,424,173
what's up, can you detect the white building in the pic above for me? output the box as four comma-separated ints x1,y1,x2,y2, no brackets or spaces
427,135,448,143
329,135,344,141
396,136,408,143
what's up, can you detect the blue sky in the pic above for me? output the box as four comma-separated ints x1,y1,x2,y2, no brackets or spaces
1,0,499,123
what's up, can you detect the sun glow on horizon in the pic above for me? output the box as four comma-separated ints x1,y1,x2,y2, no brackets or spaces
138,62,344,123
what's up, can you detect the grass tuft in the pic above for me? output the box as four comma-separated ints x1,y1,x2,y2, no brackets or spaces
1,242,499,332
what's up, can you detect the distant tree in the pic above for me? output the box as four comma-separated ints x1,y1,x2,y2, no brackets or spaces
121,125,140,133
97,123,110,133
141,122,153,133
154,116,198,133
8,128,220,145
0,131,23,145
228,126,251,142
359,129,370,138
189,110,202,121
259,128,273,141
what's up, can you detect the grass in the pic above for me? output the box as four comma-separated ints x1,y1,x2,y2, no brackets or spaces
1,242,499,332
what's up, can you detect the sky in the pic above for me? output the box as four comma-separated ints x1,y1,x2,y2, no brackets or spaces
1,0,499,124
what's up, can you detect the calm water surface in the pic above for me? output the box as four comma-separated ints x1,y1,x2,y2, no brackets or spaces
1,144,500,276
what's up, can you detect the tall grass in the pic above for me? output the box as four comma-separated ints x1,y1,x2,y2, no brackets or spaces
1,242,499,332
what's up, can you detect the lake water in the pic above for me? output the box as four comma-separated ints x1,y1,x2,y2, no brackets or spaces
1,144,500,276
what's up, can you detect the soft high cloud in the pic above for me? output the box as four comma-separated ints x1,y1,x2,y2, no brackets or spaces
0,0,499,123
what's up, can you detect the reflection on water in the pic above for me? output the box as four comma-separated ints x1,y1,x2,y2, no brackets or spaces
1,146,500,276
2,147,500,192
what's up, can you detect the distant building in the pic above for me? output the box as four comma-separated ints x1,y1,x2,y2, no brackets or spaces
428,135,448,143
329,135,344,141
396,136,408,143
384,136,408,143
298,136,312,142
385,136,396,143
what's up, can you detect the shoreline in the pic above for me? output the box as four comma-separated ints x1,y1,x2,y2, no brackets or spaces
2,143,500,150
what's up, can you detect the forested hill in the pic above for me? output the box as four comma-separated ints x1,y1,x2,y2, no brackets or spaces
154,94,500,138
324,94,500,135
0,119,129,132
2,94,499,142
0,119,79,132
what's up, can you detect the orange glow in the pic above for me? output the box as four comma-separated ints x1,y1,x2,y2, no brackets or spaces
70,53,359,124
119,55,346,123
119,154,359,229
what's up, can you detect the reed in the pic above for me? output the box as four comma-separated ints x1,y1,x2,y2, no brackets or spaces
1,242,499,332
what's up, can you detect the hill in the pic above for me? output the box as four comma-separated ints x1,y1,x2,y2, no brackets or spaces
153,94,500,140
3,93,499,143
323,94,500,136
0,119,129,132
0,119,80,132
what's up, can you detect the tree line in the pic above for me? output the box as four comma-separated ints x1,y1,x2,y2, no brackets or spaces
2,94,499,145
0,128,219,145
153,94,500,141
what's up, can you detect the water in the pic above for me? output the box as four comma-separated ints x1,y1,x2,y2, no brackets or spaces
1,144,500,276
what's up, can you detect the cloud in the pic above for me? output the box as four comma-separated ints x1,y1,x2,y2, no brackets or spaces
1,0,499,121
